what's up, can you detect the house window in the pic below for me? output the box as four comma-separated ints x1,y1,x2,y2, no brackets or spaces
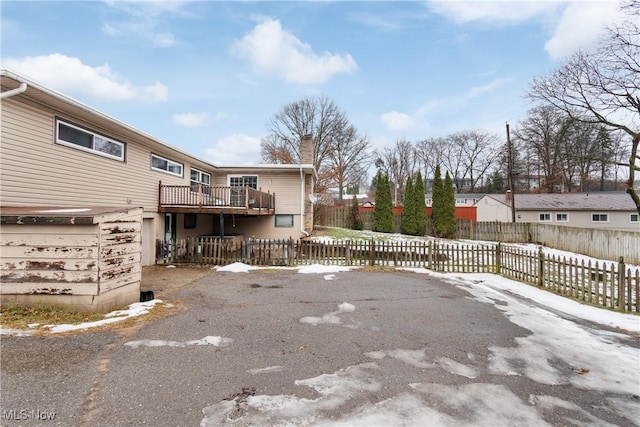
151,154,183,177
191,168,211,187
275,214,294,228
630,214,639,222
556,213,569,222
592,213,609,222
538,213,551,222
56,119,125,161
229,175,258,189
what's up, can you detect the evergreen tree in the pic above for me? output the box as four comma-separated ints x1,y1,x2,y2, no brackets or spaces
401,176,416,235
431,165,444,237
348,194,363,230
442,171,457,238
373,171,394,233
414,171,427,236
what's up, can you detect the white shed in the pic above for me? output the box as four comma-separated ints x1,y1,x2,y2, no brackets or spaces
1,206,142,313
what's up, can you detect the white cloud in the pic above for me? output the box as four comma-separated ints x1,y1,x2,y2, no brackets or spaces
544,2,622,59
102,0,191,47
204,133,262,165
173,112,209,127
426,0,557,25
380,111,415,131
103,22,178,47
427,0,627,60
230,17,357,84
3,54,168,103
173,112,230,127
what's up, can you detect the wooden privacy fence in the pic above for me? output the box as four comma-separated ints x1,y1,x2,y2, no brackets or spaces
159,237,639,313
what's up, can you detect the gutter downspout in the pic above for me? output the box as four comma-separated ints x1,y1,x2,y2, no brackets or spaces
300,167,310,237
0,82,27,99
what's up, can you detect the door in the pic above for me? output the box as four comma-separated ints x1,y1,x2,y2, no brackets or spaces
163,213,177,261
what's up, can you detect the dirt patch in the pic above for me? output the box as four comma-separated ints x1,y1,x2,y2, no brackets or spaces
140,264,214,299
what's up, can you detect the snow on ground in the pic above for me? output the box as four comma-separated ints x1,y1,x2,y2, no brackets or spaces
200,265,640,427
299,302,359,329
124,335,232,348
214,262,263,273
0,300,168,336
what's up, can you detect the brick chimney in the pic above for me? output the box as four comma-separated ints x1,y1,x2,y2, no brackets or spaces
300,134,314,165
505,189,512,204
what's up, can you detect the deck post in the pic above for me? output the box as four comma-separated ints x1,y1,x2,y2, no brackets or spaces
219,213,225,239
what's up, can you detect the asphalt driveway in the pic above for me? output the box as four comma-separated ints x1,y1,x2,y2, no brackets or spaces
1,268,638,426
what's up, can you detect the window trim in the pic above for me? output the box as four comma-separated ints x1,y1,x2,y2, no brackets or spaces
151,153,183,177
538,213,552,222
630,213,639,223
591,213,609,223
55,118,125,161
555,213,569,222
275,214,294,228
190,168,211,186
228,175,258,189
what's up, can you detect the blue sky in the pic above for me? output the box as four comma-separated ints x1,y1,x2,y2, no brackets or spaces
1,1,625,167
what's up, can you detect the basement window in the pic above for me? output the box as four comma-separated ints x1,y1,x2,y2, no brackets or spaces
275,214,294,228
56,119,125,161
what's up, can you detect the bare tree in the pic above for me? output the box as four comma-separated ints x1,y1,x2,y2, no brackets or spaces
327,124,371,204
448,130,500,192
514,105,576,192
374,139,417,205
415,137,447,188
528,0,640,213
261,94,370,200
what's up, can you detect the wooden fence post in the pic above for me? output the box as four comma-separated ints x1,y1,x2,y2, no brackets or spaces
537,246,544,288
370,239,375,267
495,242,501,274
617,256,625,311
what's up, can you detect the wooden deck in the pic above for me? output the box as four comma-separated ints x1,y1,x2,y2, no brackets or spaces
158,182,275,215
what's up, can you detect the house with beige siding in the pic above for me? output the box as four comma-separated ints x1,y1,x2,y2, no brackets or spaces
0,68,316,270
475,192,639,231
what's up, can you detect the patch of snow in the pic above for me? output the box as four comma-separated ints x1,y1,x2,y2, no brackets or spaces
44,300,164,334
434,272,640,396
214,262,260,273
324,274,336,281
124,335,232,348
0,328,34,336
297,264,358,274
247,366,284,375
401,269,640,334
300,302,359,328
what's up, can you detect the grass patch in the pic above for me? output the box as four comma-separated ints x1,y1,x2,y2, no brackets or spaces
0,303,105,330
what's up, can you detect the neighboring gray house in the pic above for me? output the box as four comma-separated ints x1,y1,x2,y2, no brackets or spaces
476,192,640,231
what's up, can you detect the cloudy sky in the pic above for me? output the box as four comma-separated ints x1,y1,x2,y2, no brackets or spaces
1,1,625,166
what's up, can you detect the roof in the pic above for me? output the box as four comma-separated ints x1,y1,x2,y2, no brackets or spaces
216,164,317,178
483,192,637,211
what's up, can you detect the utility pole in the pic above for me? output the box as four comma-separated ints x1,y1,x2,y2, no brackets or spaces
506,122,516,223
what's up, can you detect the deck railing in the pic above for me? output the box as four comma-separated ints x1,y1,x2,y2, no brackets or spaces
159,182,275,211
